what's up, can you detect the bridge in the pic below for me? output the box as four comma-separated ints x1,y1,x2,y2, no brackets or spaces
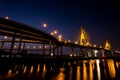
0,17,119,59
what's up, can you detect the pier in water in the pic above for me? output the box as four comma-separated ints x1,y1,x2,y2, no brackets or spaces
0,58,120,80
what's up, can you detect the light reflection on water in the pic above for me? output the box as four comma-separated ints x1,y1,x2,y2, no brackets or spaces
0,59,120,80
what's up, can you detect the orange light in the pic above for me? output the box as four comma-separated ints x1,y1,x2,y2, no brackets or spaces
43,23,47,28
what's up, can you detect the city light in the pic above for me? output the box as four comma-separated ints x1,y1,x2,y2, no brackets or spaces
14,45,17,48
93,44,97,47
39,46,41,48
99,46,102,48
86,42,89,46
5,16,9,19
50,32,54,35
4,36,8,39
43,23,47,28
68,40,71,43
54,30,57,34
75,41,78,44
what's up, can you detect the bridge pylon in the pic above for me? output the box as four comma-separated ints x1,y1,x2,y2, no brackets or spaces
104,40,111,50
79,27,90,45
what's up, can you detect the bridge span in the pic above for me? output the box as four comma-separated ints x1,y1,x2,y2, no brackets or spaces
0,17,119,58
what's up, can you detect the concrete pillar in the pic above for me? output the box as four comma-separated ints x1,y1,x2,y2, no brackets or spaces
1,41,4,49
43,43,45,55
60,45,63,56
18,34,22,53
10,32,16,53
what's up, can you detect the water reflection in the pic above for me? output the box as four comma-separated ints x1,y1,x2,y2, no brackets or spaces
0,59,120,80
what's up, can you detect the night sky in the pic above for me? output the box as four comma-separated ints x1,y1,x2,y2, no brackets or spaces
0,0,120,50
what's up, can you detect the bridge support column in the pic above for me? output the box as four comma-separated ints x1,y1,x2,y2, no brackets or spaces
57,46,59,55
18,34,22,53
71,47,74,54
60,45,63,56
43,43,45,55
79,48,84,57
10,32,16,53
87,49,91,57
1,41,4,49
100,49,105,56
53,44,55,55
23,42,26,50
49,41,52,56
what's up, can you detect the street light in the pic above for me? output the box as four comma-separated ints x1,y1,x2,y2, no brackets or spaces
43,23,47,28
50,32,54,35
4,36,8,39
54,30,57,34
75,41,78,44
5,16,9,19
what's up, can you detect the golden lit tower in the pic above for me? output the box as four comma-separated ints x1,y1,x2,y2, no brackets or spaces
104,40,111,50
80,27,90,45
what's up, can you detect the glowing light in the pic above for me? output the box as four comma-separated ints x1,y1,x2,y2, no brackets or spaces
68,40,71,43
37,64,40,72
68,62,70,66
51,53,53,56
94,50,98,53
105,40,111,50
56,71,65,80
15,71,19,75
58,35,62,41
23,66,27,73
96,60,101,80
83,62,87,80
86,42,89,46
51,32,54,35
39,46,41,48
45,46,47,48
69,67,72,80
107,60,116,79
80,27,90,45
74,61,76,64
43,23,47,28
65,40,67,43
75,41,78,44
43,64,46,72
30,66,34,73
16,38,19,40
33,46,36,49
4,36,8,39
74,54,76,57
76,66,80,80
69,54,72,57
5,16,9,19
54,30,58,34
94,50,98,57
93,44,97,47
99,46,102,48
14,45,17,48
42,64,47,78
89,60,94,80
8,69,12,74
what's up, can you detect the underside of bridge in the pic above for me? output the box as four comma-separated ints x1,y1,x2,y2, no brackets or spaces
0,17,62,56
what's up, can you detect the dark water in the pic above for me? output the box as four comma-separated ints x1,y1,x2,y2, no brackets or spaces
0,59,120,80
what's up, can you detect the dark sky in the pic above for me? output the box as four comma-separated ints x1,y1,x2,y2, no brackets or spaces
0,0,120,50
